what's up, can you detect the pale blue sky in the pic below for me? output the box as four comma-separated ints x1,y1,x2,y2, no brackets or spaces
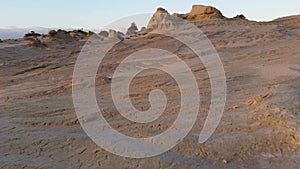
0,0,299,29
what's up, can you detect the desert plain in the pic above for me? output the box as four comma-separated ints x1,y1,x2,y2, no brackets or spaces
0,5,300,169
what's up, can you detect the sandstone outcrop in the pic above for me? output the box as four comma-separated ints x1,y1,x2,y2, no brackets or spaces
126,22,138,36
45,29,75,43
108,29,124,40
147,5,225,31
173,5,224,20
99,30,109,38
23,31,42,40
147,7,177,31
69,30,87,40
137,27,148,36
84,31,96,40
233,14,246,20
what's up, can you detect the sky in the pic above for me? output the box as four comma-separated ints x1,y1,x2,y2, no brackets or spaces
0,0,300,30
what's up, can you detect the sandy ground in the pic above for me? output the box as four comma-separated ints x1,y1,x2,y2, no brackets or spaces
0,15,300,168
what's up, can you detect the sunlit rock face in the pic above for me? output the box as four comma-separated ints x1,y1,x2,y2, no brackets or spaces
147,7,178,31
147,5,225,31
173,5,225,20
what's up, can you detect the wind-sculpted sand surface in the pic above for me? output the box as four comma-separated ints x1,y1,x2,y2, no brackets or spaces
0,6,300,169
